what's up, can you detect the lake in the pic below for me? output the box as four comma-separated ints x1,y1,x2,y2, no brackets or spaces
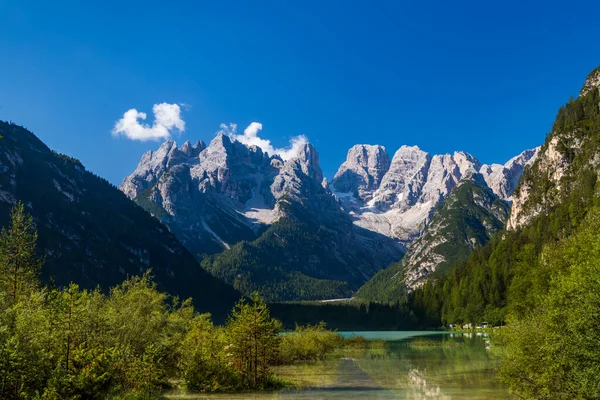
166,331,510,399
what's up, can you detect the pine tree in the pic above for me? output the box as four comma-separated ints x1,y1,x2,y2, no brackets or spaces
226,292,281,389
0,202,44,305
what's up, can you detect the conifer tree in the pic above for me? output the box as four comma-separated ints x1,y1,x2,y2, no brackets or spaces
226,292,281,389
0,202,44,305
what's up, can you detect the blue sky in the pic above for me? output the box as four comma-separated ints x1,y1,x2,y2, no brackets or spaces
1,0,599,184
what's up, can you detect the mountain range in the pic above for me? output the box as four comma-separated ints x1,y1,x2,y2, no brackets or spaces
120,135,405,300
120,123,537,301
3,67,597,310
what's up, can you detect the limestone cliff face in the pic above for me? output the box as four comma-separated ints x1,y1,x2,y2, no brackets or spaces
480,148,539,201
331,144,534,245
332,144,391,202
507,137,568,229
508,66,600,230
580,66,600,97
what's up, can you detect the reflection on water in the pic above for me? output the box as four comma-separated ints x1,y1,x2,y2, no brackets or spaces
165,332,510,400
408,368,450,399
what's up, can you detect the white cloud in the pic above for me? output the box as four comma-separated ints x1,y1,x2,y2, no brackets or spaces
221,121,308,161
112,103,185,141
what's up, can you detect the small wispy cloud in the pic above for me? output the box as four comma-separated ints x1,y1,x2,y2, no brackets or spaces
219,121,308,161
112,103,185,141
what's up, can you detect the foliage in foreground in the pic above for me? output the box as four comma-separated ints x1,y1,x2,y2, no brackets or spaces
0,203,351,399
497,209,600,400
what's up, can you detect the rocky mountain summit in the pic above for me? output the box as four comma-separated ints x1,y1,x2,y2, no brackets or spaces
480,148,539,201
331,144,537,245
121,133,282,255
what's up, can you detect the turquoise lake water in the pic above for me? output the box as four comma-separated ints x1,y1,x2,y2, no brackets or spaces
166,331,510,399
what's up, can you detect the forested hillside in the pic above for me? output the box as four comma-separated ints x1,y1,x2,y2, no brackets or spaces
409,67,600,327
0,121,241,318
202,216,374,302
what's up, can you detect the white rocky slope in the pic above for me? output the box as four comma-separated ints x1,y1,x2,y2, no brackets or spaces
508,67,600,230
480,147,540,201
121,133,281,255
331,144,538,245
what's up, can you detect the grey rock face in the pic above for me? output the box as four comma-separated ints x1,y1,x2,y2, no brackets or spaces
271,143,323,202
580,66,600,97
120,140,183,199
121,134,281,254
479,148,539,201
507,139,570,230
331,144,536,245
332,145,391,202
331,146,484,244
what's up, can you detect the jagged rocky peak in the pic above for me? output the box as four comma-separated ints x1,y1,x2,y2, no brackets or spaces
479,147,539,200
120,139,180,199
270,143,327,204
374,145,431,207
580,66,600,97
192,140,206,153
454,151,481,175
374,148,481,211
332,144,390,201
289,143,323,181
180,139,206,157
332,145,485,245
419,153,463,202
180,140,193,156
199,132,232,167
330,141,536,244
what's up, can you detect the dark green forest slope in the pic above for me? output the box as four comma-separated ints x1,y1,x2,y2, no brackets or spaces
0,121,241,317
201,217,356,302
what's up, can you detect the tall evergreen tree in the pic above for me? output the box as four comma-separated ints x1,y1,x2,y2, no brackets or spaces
0,202,44,305
226,292,281,389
